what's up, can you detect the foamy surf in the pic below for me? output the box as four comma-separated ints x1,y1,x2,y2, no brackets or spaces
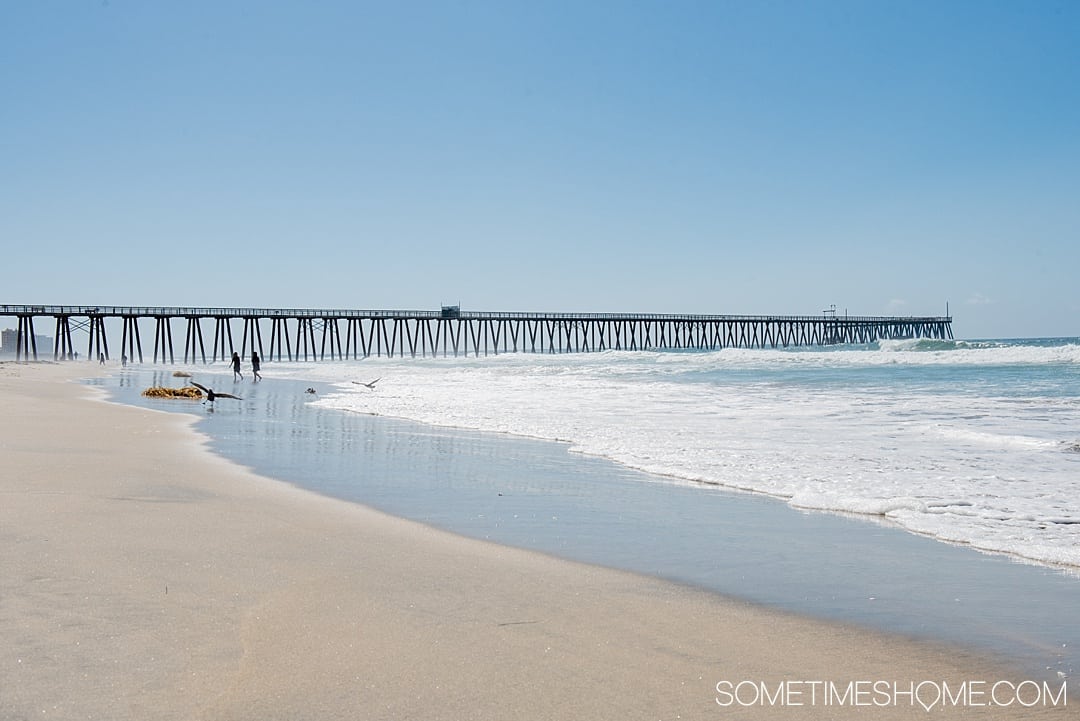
266,338,1080,571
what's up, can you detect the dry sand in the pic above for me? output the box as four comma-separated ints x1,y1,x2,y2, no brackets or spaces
0,362,1070,720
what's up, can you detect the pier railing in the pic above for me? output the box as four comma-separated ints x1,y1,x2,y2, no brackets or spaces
0,304,953,363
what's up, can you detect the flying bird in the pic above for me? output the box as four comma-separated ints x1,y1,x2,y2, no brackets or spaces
190,381,243,406
352,378,381,389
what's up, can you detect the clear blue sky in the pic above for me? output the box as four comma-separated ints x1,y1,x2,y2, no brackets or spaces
2,1,1077,339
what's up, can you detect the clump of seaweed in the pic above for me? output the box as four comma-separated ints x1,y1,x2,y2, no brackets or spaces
172,370,192,378
142,386,203,399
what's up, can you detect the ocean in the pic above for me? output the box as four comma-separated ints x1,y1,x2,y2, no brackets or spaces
298,336,1080,571
100,336,1080,681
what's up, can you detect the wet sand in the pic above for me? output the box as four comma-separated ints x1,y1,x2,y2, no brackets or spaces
107,368,1079,682
0,362,1069,719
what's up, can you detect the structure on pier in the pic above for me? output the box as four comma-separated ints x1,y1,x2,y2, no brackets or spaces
1,305,953,363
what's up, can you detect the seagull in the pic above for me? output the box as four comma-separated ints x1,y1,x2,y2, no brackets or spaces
190,381,243,407
352,377,381,389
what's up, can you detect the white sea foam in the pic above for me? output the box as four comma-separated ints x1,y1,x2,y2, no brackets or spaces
272,340,1080,570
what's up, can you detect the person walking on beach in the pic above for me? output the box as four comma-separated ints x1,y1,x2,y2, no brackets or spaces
231,351,243,381
251,351,262,381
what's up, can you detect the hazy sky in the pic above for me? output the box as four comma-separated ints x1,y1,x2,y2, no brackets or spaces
2,1,1077,339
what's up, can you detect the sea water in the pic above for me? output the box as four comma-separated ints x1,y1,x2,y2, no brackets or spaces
289,337,1080,571
99,337,1080,680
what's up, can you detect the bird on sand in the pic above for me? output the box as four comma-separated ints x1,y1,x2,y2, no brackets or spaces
190,381,243,406
352,378,381,389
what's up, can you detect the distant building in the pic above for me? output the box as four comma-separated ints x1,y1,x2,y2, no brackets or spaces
0,328,55,357
0,329,15,356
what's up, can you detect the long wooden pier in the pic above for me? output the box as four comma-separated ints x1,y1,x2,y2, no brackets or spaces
1,305,953,363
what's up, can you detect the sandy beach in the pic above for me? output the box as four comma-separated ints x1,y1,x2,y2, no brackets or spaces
0,363,1070,720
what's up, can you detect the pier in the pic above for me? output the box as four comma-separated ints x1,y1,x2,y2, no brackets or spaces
1,305,953,363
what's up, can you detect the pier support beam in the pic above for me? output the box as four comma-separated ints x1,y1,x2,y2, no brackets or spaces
87,314,108,363
15,315,37,362
154,317,175,364
211,317,235,362
120,315,143,364
184,317,206,364
53,315,74,360
241,317,265,361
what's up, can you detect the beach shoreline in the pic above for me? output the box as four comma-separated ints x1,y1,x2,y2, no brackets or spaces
103,364,1080,683
1,362,1070,719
